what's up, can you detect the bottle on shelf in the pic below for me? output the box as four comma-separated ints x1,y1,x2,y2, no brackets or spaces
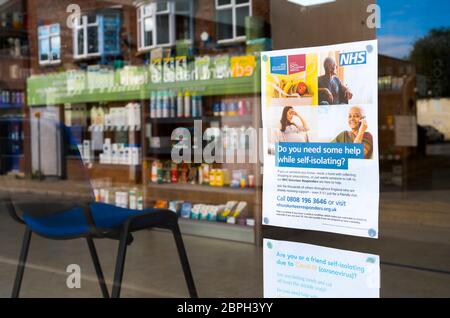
156,91,162,118
198,94,203,117
150,91,156,118
184,90,191,118
169,91,176,118
191,92,198,118
177,91,184,118
162,90,169,118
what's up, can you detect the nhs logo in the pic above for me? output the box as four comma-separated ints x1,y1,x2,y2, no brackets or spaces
339,51,367,66
270,56,287,75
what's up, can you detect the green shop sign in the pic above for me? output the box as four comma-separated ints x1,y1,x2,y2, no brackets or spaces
27,64,261,106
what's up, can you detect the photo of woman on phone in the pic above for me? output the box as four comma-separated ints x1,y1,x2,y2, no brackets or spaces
332,106,373,159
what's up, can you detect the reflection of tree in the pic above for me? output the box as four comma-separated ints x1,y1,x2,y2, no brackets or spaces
410,28,450,98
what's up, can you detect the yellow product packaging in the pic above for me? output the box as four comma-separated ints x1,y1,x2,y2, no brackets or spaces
150,58,163,83
215,169,224,187
231,55,256,77
163,57,175,83
209,169,216,187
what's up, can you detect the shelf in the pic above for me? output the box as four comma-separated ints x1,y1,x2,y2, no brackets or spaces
147,147,173,155
147,182,256,195
147,115,254,125
0,55,28,61
148,75,260,96
177,218,254,244
0,27,27,37
88,162,142,168
0,103,24,109
88,125,141,132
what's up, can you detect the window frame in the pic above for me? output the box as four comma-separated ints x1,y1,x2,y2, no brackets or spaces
137,0,193,52
73,14,101,60
215,0,252,44
38,23,61,65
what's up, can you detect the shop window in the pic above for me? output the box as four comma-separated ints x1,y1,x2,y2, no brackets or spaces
216,0,252,43
137,0,193,51
37,24,61,65
73,11,121,59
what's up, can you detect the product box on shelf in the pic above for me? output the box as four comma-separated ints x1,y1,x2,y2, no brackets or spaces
231,55,256,78
82,140,92,163
119,66,148,87
180,202,192,219
87,65,114,90
115,190,129,209
150,58,163,83
163,57,176,83
66,70,86,93
212,55,231,79
175,56,189,81
195,56,211,81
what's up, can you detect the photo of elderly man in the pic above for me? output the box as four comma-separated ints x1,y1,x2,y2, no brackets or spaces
318,57,353,105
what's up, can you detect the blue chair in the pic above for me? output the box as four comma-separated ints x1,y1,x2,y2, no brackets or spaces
4,125,197,298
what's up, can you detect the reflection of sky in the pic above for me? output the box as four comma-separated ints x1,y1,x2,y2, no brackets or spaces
377,0,450,59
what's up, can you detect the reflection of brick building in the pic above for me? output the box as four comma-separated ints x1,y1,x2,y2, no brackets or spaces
27,0,271,75
378,55,417,189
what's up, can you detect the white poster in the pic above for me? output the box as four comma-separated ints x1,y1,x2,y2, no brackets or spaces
395,115,418,147
261,40,379,238
263,239,380,298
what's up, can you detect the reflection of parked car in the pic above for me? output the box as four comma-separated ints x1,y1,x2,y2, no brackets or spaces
421,125,445,144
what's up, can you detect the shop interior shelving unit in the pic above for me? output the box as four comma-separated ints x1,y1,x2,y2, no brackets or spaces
27,62,263,244
0,0,28,176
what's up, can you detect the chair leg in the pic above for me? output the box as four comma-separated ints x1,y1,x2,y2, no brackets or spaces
86,237,110,298
111,226,130,298
171,222,198,298
11,227,32,298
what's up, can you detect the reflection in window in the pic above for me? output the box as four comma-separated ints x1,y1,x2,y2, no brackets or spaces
216,0,252,42
137,0,193,51
38,24,61,64
74,15,100,59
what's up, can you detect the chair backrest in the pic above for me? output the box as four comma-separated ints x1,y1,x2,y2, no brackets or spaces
1,120,95,221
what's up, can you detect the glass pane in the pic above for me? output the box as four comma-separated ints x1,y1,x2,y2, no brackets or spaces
175,0,190,12
144,30,153,47
144,16,153,32
143,4,152,16
77,29,84,55
50,36,60,60
156,14,170,44
176,14,191,41
235,5,249,37
144,16,154,47
217,0,232,6
38,26,49,37
9,0,450,301
39,38,49,61
49,24,59,34
156,0,168,12
217,9,233,41
87,25,98,54
87,13,97,24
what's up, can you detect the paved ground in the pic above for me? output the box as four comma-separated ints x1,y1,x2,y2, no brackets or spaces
0,177,449,298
